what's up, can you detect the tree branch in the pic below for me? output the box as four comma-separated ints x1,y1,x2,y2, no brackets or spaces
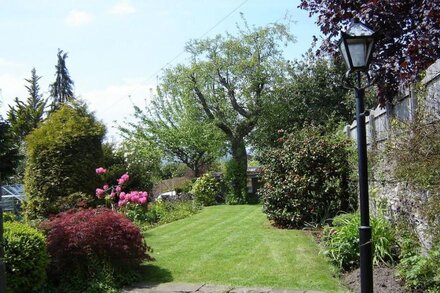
217,70,250,118
190,74,234,137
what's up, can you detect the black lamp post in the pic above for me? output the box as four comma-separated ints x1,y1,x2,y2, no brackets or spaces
338,18,376,293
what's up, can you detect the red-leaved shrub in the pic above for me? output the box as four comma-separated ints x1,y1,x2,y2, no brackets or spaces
41,208,153,287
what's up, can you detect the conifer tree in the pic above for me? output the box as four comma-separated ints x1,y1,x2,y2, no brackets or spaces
7,68,47,139
49,49,75,110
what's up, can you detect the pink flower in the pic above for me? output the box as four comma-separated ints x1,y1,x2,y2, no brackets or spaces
115,185,122,193
117,173,130,185
118,199,128,207
139,197,147,204
119,192,126,200
95,188,105,199
103,184,109,191
110,192,116,198
95,167,107,174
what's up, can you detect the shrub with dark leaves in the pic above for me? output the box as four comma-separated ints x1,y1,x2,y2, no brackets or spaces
41,208,153,290
259,127,356,228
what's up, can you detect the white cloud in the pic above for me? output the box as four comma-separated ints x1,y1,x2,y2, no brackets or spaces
81,79,154,142
108,1,136,15
65,10,94,27
0,74,28,116
0,59,31,116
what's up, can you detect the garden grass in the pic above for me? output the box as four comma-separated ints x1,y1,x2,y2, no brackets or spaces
141,205,348,292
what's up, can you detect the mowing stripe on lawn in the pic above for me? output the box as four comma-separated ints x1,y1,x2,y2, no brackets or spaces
142,205,348,292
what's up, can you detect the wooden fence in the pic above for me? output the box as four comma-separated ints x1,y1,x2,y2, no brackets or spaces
344,59,440,147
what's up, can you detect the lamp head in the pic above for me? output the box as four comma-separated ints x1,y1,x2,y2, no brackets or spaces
338,18,376,72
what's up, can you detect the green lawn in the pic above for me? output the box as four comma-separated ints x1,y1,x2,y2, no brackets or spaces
142,205,348,292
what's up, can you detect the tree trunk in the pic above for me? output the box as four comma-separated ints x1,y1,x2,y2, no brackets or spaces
229,137,248,203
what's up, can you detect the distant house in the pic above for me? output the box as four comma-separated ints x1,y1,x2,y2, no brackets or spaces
213,166,262,195
246,166,262,195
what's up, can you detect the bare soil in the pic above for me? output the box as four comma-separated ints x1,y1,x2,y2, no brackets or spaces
342,266,409,293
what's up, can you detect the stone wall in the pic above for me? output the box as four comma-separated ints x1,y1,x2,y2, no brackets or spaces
345,59,440,250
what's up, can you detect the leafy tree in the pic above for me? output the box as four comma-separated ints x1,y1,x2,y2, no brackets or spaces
160,21,293,201
7,68,47,140
0,116,21,182
124,83,226,178
49,49,75,110
299,0,440,105
253,51,353,149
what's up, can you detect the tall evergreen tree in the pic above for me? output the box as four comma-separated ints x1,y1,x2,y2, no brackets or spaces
49,49,75,109
0,116,21,182
7,68,47,139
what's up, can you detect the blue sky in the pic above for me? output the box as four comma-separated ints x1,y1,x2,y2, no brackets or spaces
0,0,321,141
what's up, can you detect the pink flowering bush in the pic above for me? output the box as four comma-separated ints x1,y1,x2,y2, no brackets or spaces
95,167,149,209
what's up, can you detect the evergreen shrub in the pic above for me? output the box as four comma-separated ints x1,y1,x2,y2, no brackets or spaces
3,221,49,293
259,127,356,228
191,172,223,206
24,104,105,220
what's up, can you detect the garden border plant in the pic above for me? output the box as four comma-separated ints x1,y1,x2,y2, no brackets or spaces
40,208,154,292
258,126,357,228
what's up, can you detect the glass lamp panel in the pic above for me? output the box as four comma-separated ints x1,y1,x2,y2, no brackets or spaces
339,40,351,69
347,40,367,68
365,38,374,65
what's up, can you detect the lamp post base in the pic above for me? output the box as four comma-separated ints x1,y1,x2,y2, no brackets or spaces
360,226,373,293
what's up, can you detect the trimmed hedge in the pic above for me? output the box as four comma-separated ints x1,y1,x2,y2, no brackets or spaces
24,104,105,220
3,221,49,293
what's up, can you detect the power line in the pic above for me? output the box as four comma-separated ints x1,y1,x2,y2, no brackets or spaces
102,0,249,115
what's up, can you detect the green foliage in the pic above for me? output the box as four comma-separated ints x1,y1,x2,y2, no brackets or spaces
123,79,226,177
52,192,94,213
3,221,49,293
394,217,440,292
49,49,75,110
102,142,156,192
322,213,397,271
160,162,189,180
141,200,201,228
24,104,105,220
253,52,351,149
387,85,440,188
3,211,19,222
424,195,440,244
7,68,47,140
191,173,223,206
386,88,440,242
0,116,21,181
397,243,440,292
157,19,294,198
259,127,356,228
174,179,195,194
224,159,247,204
